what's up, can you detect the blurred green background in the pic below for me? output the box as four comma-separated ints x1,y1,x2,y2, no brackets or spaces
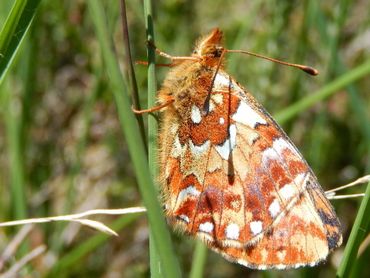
0,0,369,277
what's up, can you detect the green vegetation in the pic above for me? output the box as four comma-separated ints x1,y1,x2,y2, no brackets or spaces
0,0,369,277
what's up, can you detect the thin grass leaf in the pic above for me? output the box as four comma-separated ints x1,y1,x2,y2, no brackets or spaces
0,0,41,84
0,0,26,58
71,219,118,236
142,0,165,277
189,241,207,278
0,207,146,227
87,1,181,277
337,181,370,277
120,0,147,145
3,78,26,221
0,207,146,237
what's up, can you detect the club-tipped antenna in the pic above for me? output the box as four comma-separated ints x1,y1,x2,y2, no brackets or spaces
226,49,319,76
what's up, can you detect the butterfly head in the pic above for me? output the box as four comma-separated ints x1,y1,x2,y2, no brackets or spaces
193,28,225,63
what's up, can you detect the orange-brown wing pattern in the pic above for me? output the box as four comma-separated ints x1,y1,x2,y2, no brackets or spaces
159,70,341,269
209,177,342,269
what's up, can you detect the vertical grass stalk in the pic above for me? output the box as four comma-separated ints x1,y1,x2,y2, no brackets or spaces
88,1,181,277
3,79,26,220
337,181,370,277
120,0,147,146
143,1,166,276
189,241,207,278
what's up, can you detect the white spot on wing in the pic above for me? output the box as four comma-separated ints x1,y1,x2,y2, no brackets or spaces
169,122,179,134
229,124,237,146
268,199,280,218
219,117,225,125
275,137,300,157
178,186,200,203
214,73,233,89
280,184,296,199
164,163,171,179
226,223,240,239
191,105,202,124
212,94,223,104
260,249,268,261
179,214,190,223
262,147,279,165
189,140,210,156
277,250,287,261
171,135,186,158
250,221,263,235
236,259,268,269
215,124,237,159
295,172,306,184
199,222,214,233
262,137,301,165
208,102,215,112
275,264,288,270
232,101,267,128
256,264,268,270
279,173,306,200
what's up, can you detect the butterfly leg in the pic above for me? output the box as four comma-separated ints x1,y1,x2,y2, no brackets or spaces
146,40,200,62
132,98,174,114
135,60,174,67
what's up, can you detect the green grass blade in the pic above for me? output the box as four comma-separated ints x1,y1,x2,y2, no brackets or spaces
337,181,370,277
0,0,26,54
2,79,26,220
0,0,41,84
189,241,207,278
142,1,163,277
120,0,147,145
87,1,181,277
275,60,370,124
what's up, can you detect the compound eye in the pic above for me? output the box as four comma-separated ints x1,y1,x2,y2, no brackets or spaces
214,46,224,57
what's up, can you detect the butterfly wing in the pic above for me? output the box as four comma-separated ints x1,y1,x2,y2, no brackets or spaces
159,71,341,268
209,182,342,269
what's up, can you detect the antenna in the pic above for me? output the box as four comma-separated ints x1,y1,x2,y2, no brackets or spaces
226,49,319,76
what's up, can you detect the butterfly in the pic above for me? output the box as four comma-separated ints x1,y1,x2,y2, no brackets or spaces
136,28,342,269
